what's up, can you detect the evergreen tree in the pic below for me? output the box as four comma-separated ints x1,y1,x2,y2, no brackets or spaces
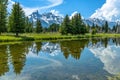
112,25,116,32
25,17,33,33
91,23,97,34
71,13,86,34
48,23,59,32
8,2,25,36
42,27,48,33
0,0,8,34
70,17,76,34
75,13,82,34
60,14,70,35
36,19,42,33
116,23,120,33
60,13,87,35
86,24,90,33
104,21,109,33
102,24,105,32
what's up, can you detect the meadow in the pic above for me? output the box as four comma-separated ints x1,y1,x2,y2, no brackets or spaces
0,33,120,42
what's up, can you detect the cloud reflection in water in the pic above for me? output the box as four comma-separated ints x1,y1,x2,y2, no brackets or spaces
90,45,120,75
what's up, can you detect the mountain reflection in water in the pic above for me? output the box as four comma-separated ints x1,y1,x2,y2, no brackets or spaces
0,38,120,80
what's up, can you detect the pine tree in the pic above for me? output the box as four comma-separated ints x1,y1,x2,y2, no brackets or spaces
104,21,109,33
8,2,25,36
48,23,59,32
91,23,97,34
71,13,86,34
116,23,120,33
25,17,33,33
70,17,76,34
86,24,90,33
102,24,105,32
0,0,8,34
36,19,42,33
75,13,83,34
60,14,70,35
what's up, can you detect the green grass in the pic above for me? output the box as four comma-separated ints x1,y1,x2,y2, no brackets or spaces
0,35,22,42
0,33,120,42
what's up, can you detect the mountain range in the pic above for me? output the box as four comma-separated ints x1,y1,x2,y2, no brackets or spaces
29,10,63,27
29,10,120,28
83,18,120,28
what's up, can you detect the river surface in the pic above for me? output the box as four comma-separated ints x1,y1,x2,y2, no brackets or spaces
0,38,120,80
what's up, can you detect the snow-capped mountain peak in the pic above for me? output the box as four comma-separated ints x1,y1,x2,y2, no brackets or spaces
29,10,120,28
29,10,63,27
83,18,120,28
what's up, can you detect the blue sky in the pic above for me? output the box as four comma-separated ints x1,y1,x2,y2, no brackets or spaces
53,0,105,18
9,0,120,21
10,0,105,18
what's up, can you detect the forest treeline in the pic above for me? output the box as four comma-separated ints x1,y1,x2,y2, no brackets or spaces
0,1,119,36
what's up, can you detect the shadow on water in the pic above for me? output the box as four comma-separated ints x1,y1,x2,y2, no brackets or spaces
0,38,120,80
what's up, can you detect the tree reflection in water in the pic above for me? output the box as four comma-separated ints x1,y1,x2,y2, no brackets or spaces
0,38,120,77
0,45,9,76
60,40,89,60
10,43,28,74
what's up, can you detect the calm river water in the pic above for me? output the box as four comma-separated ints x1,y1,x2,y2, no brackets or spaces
0,38,120,80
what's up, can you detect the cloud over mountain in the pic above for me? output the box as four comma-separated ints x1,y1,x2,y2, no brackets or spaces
91,0,120,22
8,0,63,16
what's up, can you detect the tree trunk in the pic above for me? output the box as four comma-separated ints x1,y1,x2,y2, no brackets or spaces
16,32,19,37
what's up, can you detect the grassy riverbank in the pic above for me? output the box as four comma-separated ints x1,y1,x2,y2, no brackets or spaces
0,33,120,42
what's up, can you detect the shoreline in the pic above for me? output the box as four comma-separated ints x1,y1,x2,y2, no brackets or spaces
0,33,120,43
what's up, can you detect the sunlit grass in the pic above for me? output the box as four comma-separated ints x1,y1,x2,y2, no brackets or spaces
0,35,22,42
0,33,120,42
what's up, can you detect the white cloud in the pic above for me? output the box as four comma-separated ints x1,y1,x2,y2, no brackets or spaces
70,11,84,19
40,0,63,10
50,10,63,17
91,0,120,22
8,0,63,16
23,7,38,16
70,11,78,19
8,0,15,12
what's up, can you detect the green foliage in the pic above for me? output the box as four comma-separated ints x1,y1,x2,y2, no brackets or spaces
97,24,102,33
112,25,116,32
60,14,70,35
115,23,119,33
92,29,97,35
48,23,60,32
8,2,25,36
71,13,82,34
0,33,120,42
60,13,87,35
25,17,33,33
104,21,109,33
36,19,42,33
42,27,48,33
0,0,8,34
91,23,97,34
86,24,90,33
